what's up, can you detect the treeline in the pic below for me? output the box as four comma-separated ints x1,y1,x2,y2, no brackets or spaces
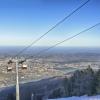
49,66,100,99
6,67,100,100
63,66,100,96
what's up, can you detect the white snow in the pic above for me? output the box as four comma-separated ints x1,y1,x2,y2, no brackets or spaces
48,95,100,100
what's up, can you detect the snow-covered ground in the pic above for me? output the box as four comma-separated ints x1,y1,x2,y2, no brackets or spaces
48,95,100,100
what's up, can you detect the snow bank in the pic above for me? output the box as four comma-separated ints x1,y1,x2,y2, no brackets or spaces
48,95,100,100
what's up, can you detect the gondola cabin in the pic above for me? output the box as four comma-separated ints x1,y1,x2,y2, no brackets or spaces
22,64,27,69
7,66,12,72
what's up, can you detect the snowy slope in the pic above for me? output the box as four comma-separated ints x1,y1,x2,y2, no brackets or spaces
48,95,100,100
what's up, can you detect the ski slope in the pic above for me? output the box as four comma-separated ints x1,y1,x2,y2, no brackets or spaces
48,95,100,100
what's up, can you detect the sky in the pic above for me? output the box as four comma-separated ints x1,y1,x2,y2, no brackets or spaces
0,0,100,47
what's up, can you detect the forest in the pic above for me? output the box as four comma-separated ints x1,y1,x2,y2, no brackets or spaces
49,66,100,99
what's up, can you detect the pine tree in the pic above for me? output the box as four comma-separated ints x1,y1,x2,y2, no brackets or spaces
70,66,94,96
95,69,100,94
63,77,71,96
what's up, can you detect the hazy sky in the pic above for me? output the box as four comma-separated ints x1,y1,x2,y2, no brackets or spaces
0,0,100,47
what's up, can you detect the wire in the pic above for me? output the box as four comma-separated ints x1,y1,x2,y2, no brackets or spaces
33,22,100,57
14,0,90,58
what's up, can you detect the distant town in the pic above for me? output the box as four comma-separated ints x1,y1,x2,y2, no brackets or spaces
0,47,100,88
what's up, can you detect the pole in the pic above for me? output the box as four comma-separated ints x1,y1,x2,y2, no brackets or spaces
31,93,34,100
16,59,20,100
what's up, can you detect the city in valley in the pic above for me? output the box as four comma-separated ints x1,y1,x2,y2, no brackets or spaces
0,47,100,88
